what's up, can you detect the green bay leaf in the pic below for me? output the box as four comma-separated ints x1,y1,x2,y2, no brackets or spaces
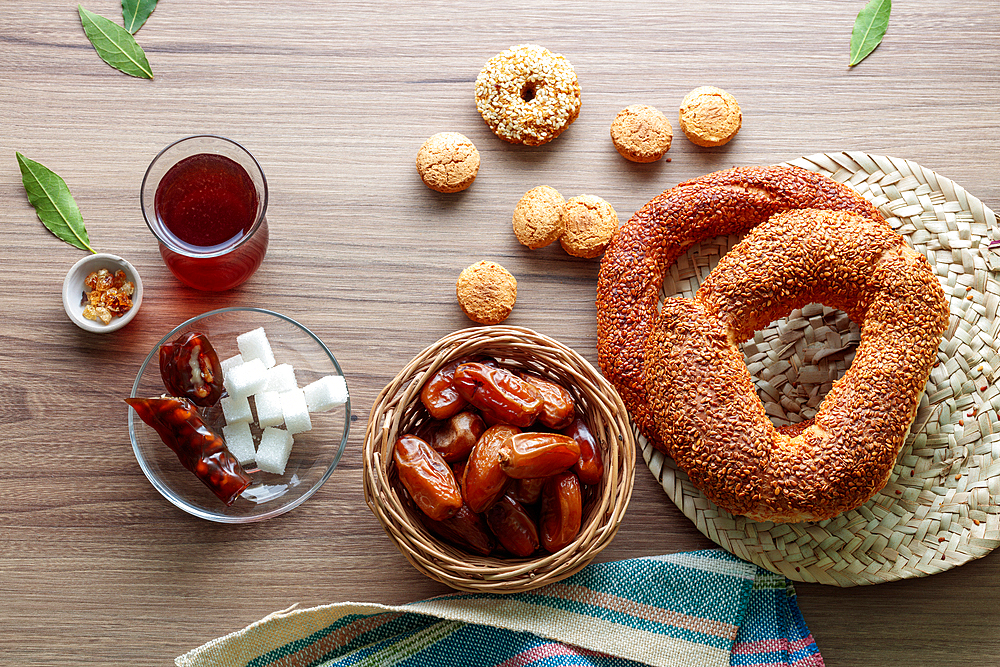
78,5,153,79
122,0,159,34
16,153,96,254
849,0,891,67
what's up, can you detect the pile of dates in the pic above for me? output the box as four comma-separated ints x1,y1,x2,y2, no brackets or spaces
393,357,603,557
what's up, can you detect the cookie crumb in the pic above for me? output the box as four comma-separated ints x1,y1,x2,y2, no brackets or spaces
513,186,566,249
416,132,480,193
610,105,673,162
456,261,518,325
678,86,742,147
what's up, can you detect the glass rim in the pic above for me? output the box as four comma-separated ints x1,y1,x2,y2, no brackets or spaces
141,134,269,259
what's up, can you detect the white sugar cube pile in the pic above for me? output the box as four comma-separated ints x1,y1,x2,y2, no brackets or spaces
216,327,348,476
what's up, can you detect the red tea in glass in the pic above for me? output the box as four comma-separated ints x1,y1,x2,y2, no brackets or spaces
142,136,268,291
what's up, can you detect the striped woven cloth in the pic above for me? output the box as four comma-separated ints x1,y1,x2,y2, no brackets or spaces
176,549,823,667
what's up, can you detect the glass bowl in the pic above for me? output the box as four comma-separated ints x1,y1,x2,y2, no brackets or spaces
129,307,350,522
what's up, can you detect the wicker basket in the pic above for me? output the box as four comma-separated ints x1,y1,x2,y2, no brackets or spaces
363,325,636,593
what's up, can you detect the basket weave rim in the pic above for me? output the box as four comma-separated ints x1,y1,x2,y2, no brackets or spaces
364,325,636,593
642,151,1000,586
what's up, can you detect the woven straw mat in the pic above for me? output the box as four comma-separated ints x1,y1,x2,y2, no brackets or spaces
640,152,1000,586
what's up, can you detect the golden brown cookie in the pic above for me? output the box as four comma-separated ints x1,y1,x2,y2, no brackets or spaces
678,86,742,147
475,45,582,147
559,195,618,258
512,186,566,249
610,105,673,162
416,132,480,193
456,261,518,325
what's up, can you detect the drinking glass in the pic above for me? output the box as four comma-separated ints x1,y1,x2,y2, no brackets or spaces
141,135,268,291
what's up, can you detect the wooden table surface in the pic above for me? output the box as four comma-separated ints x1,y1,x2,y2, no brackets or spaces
2,1,998,665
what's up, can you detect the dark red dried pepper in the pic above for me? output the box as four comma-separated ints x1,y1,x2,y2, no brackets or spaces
126,396,251,506
159,331,224,407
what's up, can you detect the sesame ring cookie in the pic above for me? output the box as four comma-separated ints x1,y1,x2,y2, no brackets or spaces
475,44,582,147
456,260,518,325
416,132,480,193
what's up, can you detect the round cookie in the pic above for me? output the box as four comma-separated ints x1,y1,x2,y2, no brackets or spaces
475,44,582,147
678,86,742,147
456,261,518,325
610,105,673,163
416,132,480,193
559,195,619,258
512,186,566,249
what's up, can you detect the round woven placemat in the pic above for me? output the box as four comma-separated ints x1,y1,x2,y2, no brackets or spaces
640,152,1000,586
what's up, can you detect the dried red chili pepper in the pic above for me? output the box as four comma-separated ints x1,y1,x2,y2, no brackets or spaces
159,331,224,407
126,396,251,506
562,417,604,485
453,362,543,428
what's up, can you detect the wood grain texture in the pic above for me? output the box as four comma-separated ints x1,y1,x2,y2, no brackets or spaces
0,1,997,665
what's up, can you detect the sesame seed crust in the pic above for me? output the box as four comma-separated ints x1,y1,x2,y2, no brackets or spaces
475,44,582,147
596,166,949,522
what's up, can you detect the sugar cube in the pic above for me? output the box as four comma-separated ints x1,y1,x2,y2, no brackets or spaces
237,327,276,368
254,390,285,428
223,358,268,400
303,375,349,412
220,394,253,425
220,354,244,375
280,388,312,434
263,363,298,393
222,422,256,465
256,427,294,474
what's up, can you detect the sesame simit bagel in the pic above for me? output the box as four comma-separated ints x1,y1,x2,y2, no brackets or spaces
643,209,949,522
596,166,949,522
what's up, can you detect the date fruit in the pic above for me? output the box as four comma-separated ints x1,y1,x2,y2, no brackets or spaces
394,434,463,521
419,359,468,420
562,417,604,485
159,331,225,407
453,363,543,428
485,494,540,557
425,411,486,462
540,471,582,553
518,372,576,430
421,502,495,556
462,424,518,513
498,432,580,479
126,396,250,506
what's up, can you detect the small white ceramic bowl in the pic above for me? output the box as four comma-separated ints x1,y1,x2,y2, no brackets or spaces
62,253,143,333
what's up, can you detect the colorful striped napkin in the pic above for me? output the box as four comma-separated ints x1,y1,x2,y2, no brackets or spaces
176,549,823,667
